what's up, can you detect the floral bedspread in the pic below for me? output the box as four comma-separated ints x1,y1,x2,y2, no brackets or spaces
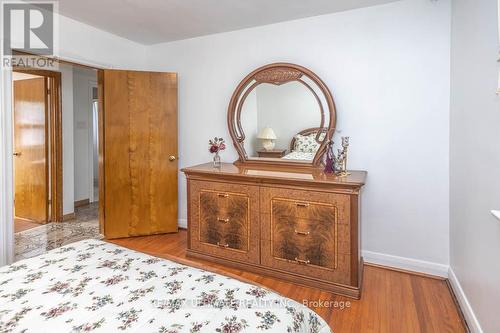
0,239,332,333
282,151,316,161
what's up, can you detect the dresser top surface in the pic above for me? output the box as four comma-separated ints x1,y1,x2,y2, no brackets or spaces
182,162,367,187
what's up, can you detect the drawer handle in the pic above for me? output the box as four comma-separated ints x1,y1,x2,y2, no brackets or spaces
218,193,229,198
294,229,310,236
217,217,230,223
296,202,309,208
216,242,229,248
294,258,310,265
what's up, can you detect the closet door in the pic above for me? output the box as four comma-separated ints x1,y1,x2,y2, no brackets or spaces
100,70,178,239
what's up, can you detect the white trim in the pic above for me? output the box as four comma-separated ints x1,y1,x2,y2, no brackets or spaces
87,80,98,203
362,250,449,278
448,268,483,333
0,68,14,267
490,210,500,221
178,218,187,229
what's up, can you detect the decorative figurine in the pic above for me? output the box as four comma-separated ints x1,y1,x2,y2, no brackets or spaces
208,137,226,168
324,140,335,174
334,136,350,176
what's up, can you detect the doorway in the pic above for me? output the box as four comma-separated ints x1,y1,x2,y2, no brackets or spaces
73,66,99,220
13,64,103,261
10,59,178,261
91,88,99,203
12,69,62,233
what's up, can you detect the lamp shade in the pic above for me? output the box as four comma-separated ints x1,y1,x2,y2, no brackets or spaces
257,127,277,140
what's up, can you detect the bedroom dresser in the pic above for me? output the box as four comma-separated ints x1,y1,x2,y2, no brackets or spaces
183,62,367,298
182,163,366,299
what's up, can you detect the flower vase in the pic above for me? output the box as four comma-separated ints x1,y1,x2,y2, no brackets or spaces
213,151,221,168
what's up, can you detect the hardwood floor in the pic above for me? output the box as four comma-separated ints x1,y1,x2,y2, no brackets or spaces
109,230,467,333
14,218,42,233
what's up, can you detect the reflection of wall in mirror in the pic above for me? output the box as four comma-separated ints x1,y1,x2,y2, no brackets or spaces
241,88,259,156
256,82,319,152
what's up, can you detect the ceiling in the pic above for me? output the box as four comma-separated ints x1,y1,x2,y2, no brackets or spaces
56,0,400,45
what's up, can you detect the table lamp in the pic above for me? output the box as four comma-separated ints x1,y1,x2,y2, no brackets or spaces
257,127,277,151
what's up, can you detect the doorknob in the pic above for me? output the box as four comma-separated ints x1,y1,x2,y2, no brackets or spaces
13,152,21,157
169,155,177,162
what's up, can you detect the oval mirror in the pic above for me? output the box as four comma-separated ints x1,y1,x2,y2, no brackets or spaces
228,63,337,167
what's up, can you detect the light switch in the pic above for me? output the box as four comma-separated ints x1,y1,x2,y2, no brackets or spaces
491,210,500,221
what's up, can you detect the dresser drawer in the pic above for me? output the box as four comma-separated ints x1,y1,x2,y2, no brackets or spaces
260,187,351,225
261,237,351,285
188,180,260,264
270,215,351,255
260,187,352,285
272,199,336,222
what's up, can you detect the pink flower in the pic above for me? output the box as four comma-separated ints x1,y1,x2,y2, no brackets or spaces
208,137,225,154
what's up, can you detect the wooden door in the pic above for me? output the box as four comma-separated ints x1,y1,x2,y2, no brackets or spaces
101,70,178,239
13,77,48,223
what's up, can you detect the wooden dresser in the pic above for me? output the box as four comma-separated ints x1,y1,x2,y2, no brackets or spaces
182,163,367,298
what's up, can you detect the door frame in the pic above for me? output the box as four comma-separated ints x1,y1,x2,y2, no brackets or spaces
12,68,63,223
97,70,105,235
88,81,98,203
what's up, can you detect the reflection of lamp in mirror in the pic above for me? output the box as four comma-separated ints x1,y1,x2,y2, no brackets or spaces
257,127,277,151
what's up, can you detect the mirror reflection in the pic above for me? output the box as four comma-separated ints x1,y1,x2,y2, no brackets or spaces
241,80,327,161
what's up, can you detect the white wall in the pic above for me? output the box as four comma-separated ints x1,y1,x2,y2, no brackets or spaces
56,15,147,69
241,89,259,156
0,69,14,266
73,67,97,202
256,82,321,151
145,0,451,267
450,0,500,331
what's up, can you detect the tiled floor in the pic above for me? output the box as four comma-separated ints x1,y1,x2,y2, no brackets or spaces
14,203,101,261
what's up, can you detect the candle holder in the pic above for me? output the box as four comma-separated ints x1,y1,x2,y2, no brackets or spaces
332,136,350,177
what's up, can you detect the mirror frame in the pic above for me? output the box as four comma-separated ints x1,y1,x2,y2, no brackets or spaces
227,62,337,168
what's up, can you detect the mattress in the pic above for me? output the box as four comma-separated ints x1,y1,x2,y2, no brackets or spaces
0,239,332,333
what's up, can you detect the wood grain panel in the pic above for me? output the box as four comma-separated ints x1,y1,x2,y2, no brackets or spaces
260,186,351,224
13,77,48,223
199,191,249,251
260,187,352,285
189,180,260,263
103,70,178,239
270,208,339,268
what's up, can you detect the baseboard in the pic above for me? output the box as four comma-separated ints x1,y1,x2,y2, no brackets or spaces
74,199,90,208
448,268,483,333
175,224,449,278
62,212,76,221
178,218,187,228
362,250,449,278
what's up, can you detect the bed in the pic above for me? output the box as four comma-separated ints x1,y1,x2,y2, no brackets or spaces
282,128,326,161
0,239,331,333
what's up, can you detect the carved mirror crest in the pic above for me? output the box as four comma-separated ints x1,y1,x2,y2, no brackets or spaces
227,63,337,167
